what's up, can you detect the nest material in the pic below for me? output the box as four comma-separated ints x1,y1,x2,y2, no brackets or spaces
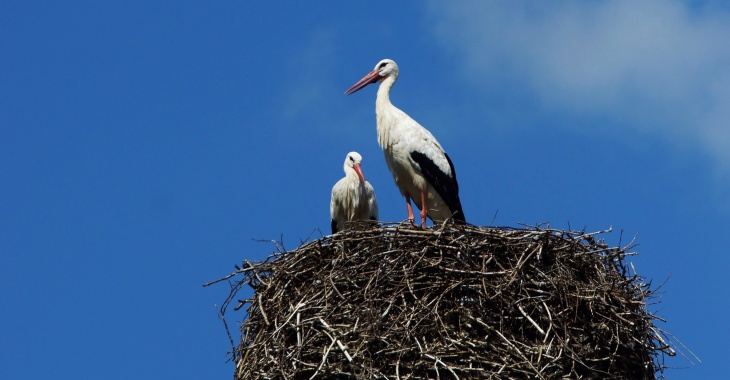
221,223,673,379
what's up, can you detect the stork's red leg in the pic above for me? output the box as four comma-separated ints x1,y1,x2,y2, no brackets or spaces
405,193,415,226
419,190,427,228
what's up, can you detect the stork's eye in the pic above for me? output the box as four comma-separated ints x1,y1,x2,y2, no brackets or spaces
349,156,355,162
378,62,387,69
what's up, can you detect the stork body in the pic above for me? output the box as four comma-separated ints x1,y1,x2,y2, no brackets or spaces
330,152,378,234
345,59,465,227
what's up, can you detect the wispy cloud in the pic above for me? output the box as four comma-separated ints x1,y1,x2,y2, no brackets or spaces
427,1,730,172
276,29,375,141
280,29,339,122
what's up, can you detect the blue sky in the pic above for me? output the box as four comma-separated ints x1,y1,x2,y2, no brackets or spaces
2,1,728,378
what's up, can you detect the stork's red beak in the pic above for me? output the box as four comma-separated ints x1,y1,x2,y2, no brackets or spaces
345,70,381,95
353,163,366,183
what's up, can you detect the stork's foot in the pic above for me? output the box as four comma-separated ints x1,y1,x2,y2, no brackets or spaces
398,218,418,230
407,218,417,229
405,194,417,229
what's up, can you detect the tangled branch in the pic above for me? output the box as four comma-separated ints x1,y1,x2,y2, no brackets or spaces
210,222,675,379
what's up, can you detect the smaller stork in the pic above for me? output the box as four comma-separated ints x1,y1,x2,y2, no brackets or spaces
330,152,379,234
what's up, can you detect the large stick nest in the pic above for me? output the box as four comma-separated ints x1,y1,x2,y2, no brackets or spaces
216,223,674,379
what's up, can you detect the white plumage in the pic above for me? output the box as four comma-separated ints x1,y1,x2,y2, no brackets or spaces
330,152,378,234
345,59,465,227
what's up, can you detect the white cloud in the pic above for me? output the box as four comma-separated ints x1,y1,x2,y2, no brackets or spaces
427,1,730,171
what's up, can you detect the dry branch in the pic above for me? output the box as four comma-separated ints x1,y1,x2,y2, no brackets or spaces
213,222,674,379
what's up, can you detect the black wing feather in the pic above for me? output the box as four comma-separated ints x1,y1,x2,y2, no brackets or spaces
410,151,466,222
331,219,338,234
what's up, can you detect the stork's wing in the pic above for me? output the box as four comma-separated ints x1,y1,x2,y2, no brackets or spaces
330,179,345,234
410,151,466,222
365,181,379,221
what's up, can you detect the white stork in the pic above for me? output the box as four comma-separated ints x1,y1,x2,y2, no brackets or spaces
345,59,465,227
330,151,379,234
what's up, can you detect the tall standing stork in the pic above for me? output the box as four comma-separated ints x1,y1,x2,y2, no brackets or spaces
345,59,465,227
330,151,379,234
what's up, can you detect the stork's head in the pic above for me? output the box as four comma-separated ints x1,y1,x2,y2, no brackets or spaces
345,59,399,95
343,151,366,183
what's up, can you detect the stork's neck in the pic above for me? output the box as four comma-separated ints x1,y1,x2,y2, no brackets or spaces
348,170,359,182
345,167,362,182
375,74,397,108
375,76,399,149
